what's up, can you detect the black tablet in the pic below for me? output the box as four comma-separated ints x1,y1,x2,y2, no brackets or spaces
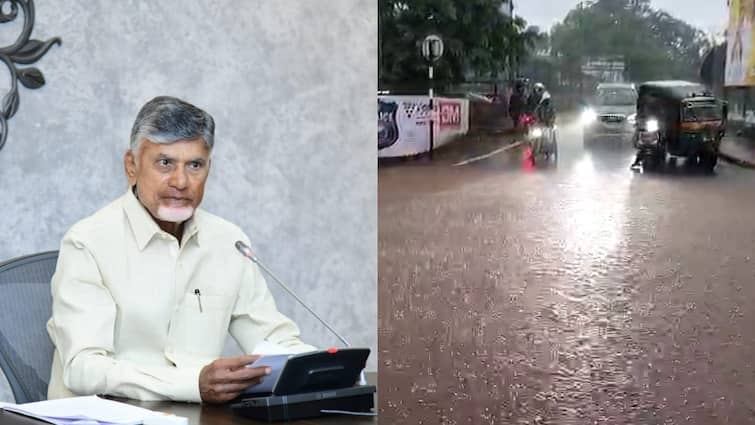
242,347,370,397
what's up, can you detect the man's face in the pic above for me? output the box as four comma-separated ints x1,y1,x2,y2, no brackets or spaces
124,138,211,224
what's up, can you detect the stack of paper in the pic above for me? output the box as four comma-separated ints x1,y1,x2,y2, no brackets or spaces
0,395,187,425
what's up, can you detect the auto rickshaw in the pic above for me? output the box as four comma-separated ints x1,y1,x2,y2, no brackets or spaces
633,81,727,171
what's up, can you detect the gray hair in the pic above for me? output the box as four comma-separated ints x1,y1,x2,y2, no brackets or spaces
129,96,215,154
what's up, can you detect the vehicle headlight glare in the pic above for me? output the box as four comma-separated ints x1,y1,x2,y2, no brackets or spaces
581,109,597,125
646,119,659,133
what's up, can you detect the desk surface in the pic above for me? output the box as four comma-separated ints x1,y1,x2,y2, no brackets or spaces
0,373,377,425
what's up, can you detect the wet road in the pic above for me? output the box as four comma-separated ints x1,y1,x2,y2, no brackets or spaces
378,120,755,424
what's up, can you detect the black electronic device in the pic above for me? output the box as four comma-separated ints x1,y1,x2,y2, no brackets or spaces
230,348,375,422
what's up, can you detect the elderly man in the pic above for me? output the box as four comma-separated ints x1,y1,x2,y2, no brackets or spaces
46,96,316,403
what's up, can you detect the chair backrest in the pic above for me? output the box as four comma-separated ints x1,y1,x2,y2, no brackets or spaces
0,251,58,403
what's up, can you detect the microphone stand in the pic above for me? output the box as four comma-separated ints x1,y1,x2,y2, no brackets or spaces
235,241,367,386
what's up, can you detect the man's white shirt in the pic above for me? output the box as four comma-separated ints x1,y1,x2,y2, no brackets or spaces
46,189,315,402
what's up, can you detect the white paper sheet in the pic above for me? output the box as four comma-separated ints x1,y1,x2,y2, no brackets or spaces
2,395,166,425
243,353,297,395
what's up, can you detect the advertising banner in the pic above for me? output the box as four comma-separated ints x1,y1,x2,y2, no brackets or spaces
377,96,470,157
434,97,470,149
726,0,755,86
378,96,431,158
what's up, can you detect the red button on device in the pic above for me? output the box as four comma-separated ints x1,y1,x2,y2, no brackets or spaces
327,347,338,354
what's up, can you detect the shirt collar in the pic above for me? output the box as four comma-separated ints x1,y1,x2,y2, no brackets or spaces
123,187,202,250
182,210,201,247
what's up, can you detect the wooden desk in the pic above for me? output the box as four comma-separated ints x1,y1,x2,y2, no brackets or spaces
0,373,377,425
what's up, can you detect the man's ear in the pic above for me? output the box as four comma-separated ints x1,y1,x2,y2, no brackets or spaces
124,150,137,187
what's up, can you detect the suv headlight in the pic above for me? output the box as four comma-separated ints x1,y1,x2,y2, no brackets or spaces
627,113,637,125
531,128,543,138
581,109,597,125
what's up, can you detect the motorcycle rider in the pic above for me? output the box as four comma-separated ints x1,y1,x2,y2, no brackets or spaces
527,83,557,156
508,78,529,130
529,83,556,127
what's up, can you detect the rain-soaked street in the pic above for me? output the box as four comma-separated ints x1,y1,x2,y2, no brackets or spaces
378,119,755,424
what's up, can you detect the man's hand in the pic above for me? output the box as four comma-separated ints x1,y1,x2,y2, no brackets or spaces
199,355,271,404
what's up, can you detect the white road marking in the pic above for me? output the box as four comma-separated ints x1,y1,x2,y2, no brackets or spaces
452,141,523,166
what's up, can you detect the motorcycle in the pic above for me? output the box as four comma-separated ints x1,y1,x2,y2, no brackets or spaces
518,113,537,132
525,121,558,163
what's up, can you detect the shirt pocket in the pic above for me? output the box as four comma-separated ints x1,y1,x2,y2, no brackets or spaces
165,292,233,362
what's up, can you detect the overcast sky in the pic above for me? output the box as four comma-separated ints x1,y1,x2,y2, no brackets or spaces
516,0,729,35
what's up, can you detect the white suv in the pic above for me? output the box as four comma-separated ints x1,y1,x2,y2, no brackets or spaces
581,83,638,146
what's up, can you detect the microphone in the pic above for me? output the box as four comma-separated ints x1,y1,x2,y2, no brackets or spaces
235,240,367,386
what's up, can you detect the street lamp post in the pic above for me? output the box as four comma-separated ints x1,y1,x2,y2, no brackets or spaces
422,34,444,156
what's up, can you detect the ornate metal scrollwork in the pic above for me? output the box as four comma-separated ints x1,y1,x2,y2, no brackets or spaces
0,0,60,152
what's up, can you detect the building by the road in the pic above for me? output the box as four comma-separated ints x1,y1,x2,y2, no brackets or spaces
581,56,628,83
719,0,755,133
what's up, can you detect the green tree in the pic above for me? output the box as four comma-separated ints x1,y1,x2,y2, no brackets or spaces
549,0,712,85
379,0,542,90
